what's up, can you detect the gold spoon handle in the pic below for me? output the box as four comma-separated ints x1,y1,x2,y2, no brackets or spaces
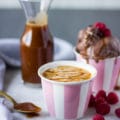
0,90,17,105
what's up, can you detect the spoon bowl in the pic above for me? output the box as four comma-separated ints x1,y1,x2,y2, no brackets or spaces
0,90,41,114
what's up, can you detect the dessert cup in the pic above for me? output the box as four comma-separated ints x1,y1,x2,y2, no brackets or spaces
74,48,120,93
38,61,97,120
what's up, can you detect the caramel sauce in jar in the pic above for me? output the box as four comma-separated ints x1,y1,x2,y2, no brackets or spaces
20,13,53,85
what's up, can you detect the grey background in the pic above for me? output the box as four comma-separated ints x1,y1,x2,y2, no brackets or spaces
0,9,120,45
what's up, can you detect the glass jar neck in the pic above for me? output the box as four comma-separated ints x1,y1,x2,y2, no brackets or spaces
19,0,48,25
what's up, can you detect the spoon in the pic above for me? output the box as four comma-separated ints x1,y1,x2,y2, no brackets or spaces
0,90,41,114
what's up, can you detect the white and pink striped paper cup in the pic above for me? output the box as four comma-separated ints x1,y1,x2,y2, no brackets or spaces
38,61,97,120
74,48,120,93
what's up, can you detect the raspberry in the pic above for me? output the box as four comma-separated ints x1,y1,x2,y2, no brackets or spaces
94,22,106,30
95,102,110,115
95,97,107,107
89,94,95,107
107,92,119,105
115,108,120,118
103,28,111,37
93,22,111,37
92,114,105,120
96,90,107,100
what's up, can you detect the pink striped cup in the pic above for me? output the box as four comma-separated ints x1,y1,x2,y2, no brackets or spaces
74,48,120,93
38,61,97,120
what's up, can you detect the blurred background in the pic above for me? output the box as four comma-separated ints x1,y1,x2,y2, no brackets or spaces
0,0,120,45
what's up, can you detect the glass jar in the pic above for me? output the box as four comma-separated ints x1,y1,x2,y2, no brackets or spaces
19,0,54,86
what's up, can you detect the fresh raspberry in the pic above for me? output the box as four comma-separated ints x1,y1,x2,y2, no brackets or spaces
95,102,110,115
92,114,105,120
96,90,107,100
94,22,106,30
107,92,119,105
93,22,111,37
89,94,95,107
115,108,120,118
95,97,107,107
103,28,111,37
